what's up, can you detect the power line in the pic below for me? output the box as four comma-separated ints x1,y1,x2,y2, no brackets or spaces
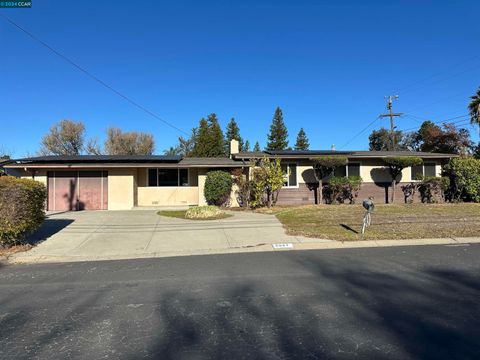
0,14,189,136
339,117,379,150
399,114,471,132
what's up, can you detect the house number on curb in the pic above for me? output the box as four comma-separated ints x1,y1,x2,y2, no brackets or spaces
272,243,294,249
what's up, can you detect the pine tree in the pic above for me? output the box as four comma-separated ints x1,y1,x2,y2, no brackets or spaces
244,140,250,152
266,107,289,150
253,141,261,152
294,128,310,150
225,117,244,153
207,113,227,157
191,118,210,157
191,115,227,157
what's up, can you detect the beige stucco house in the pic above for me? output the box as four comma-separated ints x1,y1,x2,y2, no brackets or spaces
4,141,456,210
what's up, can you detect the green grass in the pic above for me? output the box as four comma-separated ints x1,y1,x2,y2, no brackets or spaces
264,203,480,241
157,210,232,220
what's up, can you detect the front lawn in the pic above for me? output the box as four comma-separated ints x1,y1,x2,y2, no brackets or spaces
263,203,480,241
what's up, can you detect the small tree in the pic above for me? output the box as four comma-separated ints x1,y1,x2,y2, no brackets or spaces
250,158,284,208
253,141,261,152
311,156,348,204
294,128,310,150
383,156,422,203
244,140,250,152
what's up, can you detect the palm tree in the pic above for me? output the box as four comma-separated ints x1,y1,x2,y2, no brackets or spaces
469,87,480,134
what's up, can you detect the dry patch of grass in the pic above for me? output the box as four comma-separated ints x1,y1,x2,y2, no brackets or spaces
267,203,480,241
0,244,32,259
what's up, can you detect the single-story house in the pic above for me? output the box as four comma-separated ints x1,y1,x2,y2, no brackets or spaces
4,140,456,210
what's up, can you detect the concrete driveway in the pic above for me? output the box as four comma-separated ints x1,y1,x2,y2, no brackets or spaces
11,210,328,263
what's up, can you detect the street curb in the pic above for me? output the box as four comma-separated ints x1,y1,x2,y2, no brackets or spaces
8,236,480,265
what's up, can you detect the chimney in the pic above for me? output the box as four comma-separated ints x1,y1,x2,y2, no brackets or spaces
230,139,239,158
331,144,336,151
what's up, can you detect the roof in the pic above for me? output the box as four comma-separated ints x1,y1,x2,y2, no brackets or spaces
233,150,458,160
13,155,182,163
5,154,244,169
179,157,243,167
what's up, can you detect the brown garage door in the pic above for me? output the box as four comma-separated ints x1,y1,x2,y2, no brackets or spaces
47,171,108,211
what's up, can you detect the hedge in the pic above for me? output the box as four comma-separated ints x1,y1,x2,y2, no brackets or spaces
0,177,46,246
204,170,233,206
443,157,480,202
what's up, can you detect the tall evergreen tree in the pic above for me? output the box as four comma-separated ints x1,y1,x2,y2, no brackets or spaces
266,107,289,150
191,118,210,157
253,141,261,152
191,114,226,157
244,140,250,152
294,128,310,150
225,117,244,153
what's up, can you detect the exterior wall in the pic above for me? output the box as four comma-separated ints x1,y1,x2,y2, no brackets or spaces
137,187,199,206
277,183,316,205
21,169,48,187
108,168,135,210
136,167,200,207
197,169,208,206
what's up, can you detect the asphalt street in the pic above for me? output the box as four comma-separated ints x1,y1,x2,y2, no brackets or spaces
1,244,479,359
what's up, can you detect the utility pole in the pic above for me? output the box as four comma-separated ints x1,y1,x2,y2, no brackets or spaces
379,95,403,150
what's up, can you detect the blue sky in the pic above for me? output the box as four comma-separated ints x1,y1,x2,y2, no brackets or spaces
1,0,479,157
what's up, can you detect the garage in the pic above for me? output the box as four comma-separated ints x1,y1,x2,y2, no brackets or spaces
47,171,108,211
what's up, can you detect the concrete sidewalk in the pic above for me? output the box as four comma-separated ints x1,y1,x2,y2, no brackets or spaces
9,210,480,264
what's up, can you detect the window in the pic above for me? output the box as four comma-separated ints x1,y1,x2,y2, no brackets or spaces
148,169,189,186
347,163,360,177
158,169,178,186
334,166,346,177
332,164,360,177
411,163,437,180
281,163,297,187
424,163,436,177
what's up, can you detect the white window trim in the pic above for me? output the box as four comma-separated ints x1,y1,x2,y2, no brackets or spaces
282,162,299,188
147,168,190,187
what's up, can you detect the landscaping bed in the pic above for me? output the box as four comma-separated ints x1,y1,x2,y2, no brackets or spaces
260,203,480,241
158,206,232,220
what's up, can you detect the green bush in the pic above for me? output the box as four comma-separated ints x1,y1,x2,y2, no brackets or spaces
186,205,223,219
324,176,363,204
0,177,46,246
204,170,233,206
443,157,480,202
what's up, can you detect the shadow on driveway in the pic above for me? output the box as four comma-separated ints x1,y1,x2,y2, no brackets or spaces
24,218,74,246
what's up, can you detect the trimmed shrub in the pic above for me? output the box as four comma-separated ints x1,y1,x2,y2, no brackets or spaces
0,177,46,246
204,170,233,206
324,176,363,204
185,205,223,219
383,156,423,203
417,176,450,203
443,157,480,202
